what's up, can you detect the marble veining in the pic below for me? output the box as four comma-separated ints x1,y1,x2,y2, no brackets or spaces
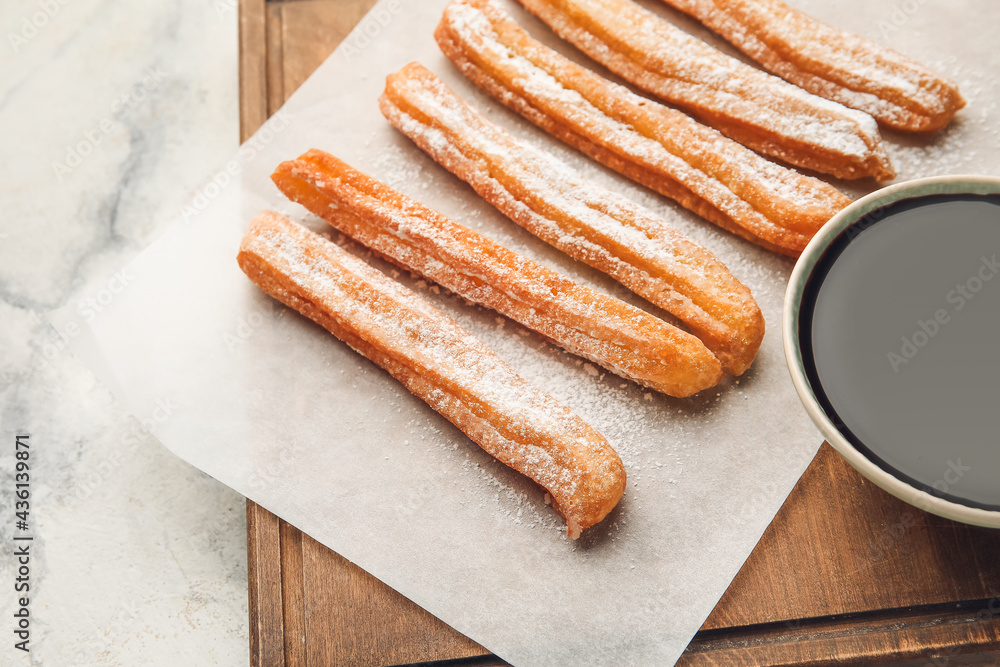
0,0,247,664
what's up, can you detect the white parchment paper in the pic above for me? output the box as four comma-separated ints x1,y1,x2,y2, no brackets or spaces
51,1,1000,664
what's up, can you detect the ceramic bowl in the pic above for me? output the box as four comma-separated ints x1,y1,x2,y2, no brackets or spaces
784,175,1000,528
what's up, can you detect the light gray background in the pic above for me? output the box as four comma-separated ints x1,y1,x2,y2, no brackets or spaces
0,1,246,665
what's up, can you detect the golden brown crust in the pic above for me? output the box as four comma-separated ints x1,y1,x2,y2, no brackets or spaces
271,150,725,396
434,0,852,257
380,62,764,375
237,210,627,537
515,0,895,180
658,0,965,133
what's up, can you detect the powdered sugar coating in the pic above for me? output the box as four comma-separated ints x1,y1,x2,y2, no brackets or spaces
237,210,627,537
272,150,725,396
380,62,764,374
659,0,966,132
435,0,852,256
515,0,895,180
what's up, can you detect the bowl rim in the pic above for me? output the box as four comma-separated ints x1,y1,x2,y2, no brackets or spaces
783,174,1000,528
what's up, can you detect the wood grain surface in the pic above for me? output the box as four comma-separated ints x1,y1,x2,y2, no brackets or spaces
239,1,1000,664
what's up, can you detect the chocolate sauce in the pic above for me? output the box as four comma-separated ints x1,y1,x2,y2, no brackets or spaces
800,194,1000,510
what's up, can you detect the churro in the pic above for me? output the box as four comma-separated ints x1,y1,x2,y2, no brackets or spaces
272,150,724,396
656,0,965,133
514,0,894,180
434,0,852,256
380,62,764,375
237,210,627,537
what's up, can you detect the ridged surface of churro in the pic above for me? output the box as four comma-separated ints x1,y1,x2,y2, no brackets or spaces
237,210,627,537
434,0,852,256
380,62,764,375
272,150,725,396
514,0,895,180
657,0,965,133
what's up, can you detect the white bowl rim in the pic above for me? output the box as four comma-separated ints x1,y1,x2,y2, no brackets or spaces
783,174,1000,528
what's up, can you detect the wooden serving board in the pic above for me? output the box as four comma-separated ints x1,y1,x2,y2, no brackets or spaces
239,1,1000,664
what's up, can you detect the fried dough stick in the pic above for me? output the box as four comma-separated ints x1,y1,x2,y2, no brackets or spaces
435,0,852,256
272,150,725,396
238,210,627,537
380,62,764,375
515,0,895,180
657,0,965,132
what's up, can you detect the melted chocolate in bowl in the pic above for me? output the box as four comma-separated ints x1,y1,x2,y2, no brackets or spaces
800,194,1000,510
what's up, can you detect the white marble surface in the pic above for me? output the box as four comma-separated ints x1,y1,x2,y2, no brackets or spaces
0,1,247,664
